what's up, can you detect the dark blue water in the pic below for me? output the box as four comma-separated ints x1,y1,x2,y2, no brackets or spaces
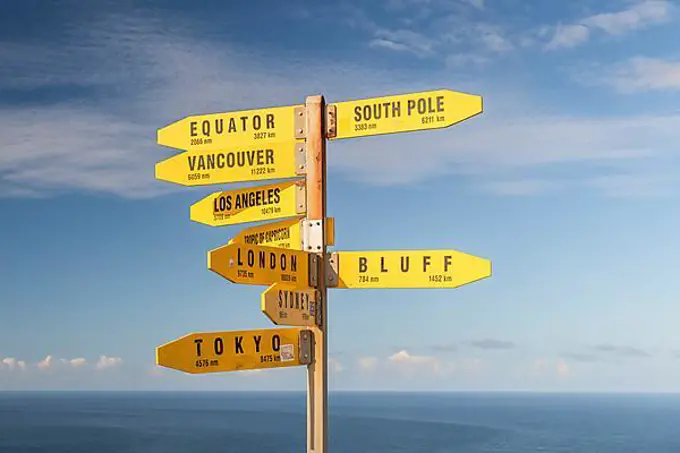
0,392,679,452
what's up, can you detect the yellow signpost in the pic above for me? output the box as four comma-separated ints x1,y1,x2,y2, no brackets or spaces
190,180,306,227
328,89,482,140
155,141,306,186
154,88,490,453
156,328,311,374
228,217,335,249
208,243,312,287
328,250,491,289
261,283,318,327
157,104,305,151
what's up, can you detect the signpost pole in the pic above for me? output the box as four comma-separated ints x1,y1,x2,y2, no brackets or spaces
305,95,328,453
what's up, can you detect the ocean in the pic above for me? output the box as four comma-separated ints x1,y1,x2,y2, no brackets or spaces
0,392,679,453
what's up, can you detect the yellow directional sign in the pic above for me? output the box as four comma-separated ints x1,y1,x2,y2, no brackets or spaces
328,249,491,289
157,104,304,151
228,217,335,249
208,243,312,287
155,141,305,186
190,180,306,227
261,283,318,327
329,89,482,140
156,328,309,374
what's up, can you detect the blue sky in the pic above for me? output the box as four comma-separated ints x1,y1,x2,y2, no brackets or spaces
1,0,680,392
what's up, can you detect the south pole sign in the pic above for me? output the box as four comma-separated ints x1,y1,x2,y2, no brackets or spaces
154,89,491,453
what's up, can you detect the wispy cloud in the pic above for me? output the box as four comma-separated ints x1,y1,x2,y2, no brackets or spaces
1,355,121,371
467,339,515,350
388,350,457,376
358,356,379,372
545,24,590,50
1,358,27,371
545,0,673,50
580,57,680,93
519,358,572,380
62,358,87,367
561,352,602,363
368,29,435,57
591,344,651,358
1,6,679,200
95,355,123,370
331,109,680,197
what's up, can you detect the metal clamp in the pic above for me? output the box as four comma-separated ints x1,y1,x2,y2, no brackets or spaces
295,180,307,215
294,106,306,139
301,219,324,253
295,143,307,175
308,254,319,288
299,329,314,365
314,291,323,326
325,104,337,139
326,252,339,287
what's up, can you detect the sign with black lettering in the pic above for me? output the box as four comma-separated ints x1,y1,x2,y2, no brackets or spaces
208,243,312,287
155,141,305,186
157,104,303,151
329,89,482,140
156,328,307,374
261,283,318,326
329,250,491,289
190,180,306,227
228,217,336,249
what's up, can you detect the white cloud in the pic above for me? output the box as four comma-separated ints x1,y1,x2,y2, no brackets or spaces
358,356,378,372
36,355,53,370
330,110,680,197
545,24,590,50
387,350,456,376
369,29,435,57
0,13,411,199
592,57,680,93
582,0,671,35
480,30,513,52
389,350,435,365
22,355,111,371
2,358,27,371
587,173,678,198
464,0,484,10
1,8,678,200
69,358,87,367
545,0,672,50
520,358,572,380
95,355,123,370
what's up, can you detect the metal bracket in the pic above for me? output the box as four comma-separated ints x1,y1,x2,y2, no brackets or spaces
314,290,323,326
295,180,307,215
325,104,337,139
294,106,306,139
299,329,313,365
301,219,324,253
326,252,339,287
308,254,319,288
294,142,307,175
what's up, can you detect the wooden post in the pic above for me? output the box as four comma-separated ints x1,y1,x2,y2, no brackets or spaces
305,94,328,453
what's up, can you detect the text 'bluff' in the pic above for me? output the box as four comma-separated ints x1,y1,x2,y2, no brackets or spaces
358,255,455,273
